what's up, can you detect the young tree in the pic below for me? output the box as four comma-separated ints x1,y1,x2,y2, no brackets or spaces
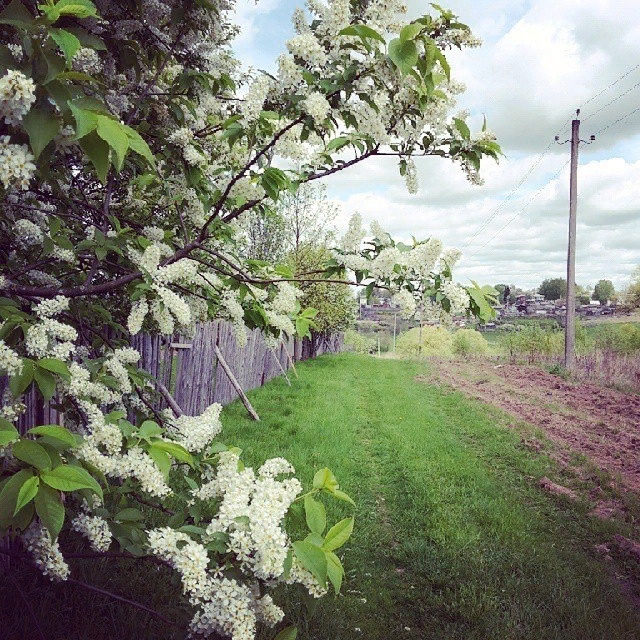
592,279,615,305
538,278,566,301
0,0,499,636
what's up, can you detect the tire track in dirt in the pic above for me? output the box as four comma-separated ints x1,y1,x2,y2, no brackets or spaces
418,360,640,492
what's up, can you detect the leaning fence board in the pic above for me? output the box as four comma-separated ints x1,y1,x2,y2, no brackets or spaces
1,324,344,427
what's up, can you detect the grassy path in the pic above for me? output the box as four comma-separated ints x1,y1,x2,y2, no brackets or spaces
222,354,640,640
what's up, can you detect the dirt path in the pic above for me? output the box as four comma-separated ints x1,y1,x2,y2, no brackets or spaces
420,360,640,492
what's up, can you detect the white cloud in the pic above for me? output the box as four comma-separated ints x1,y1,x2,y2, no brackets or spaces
231,0,640,293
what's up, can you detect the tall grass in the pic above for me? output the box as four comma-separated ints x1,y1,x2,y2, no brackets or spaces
493,322,640,392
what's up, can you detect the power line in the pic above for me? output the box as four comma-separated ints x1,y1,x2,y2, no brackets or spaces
462,117,571,249
582,80,640,121
579,63,640,111
463,160,570,260
593,105,640,136
462,64,640,256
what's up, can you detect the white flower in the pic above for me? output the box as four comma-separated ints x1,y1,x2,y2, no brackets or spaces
22,522,70,581
286,33,328,67
13,218,43,245
72,47,103,74
127,298,149,334
404,157,418,194
71,514,112,552
168,403,223,453
0,340,23,376
302,92,330,124
0,70,36,125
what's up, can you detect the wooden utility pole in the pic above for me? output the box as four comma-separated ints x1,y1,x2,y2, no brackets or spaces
565,113,580,371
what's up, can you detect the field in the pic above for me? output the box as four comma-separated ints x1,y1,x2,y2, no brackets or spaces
3,353,640,639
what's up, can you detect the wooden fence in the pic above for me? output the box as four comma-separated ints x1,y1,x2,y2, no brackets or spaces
1,323,344,429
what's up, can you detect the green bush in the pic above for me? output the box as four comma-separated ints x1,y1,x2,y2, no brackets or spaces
345,329,377,354
497,326,564,361
588,323,640,354
396,325,453,358
452,329,489,356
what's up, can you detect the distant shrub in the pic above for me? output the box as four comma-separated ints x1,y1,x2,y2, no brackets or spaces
396,325,453,358
497,326,564,362
452,329,489,356
345,329,377,354
589,323,640,354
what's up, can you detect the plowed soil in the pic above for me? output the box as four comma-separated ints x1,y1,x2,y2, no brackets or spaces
421,360,640,492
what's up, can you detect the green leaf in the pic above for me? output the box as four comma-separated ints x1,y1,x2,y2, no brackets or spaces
53,0,98,19
22,106,60,159
0,469,33,528
138,420,163,440
9,358,34,397
124,126,155,165
14,475,39,515
312,467,339,492
147,445,171,479
0,422,19,447
432,46,451,81
12,439,52,471
273,627,298,640
41,465,103,500
325,550,344,593
178,524,207,536
152,441,194,467
453,117,470,140
304,495,326,536
70,104,98,139
79,131,110,182
35,483,65,540
50,28,81,66
28,425,77,448
339,24,385,44
332,489,356,506
293,540,327,588
37,358,70,379
13,501,35,532
400,22,423,42
322,517,354,551
388,38,419,75
0,0,34,27
34,366,57,402
114,507,144,522
96,115,129,171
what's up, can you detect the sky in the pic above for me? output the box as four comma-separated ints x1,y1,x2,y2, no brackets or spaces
232,0,640,292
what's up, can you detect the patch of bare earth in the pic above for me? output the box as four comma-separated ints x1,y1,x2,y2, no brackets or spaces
418,359,640,493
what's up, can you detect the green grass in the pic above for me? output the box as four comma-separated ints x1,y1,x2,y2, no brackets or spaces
3,353,639,639
221,354,640,640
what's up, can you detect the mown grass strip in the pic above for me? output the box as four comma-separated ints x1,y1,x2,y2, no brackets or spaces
222,353,640,640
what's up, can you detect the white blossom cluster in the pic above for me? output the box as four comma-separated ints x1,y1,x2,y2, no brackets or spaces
72,47,103,74
148,526,284,640
441,280,471,316
168,402,223,453
22,522,70,581
71,513,112,552
0,70,36,125
243,75,272,122
0,339,23,376
302,92,330,125
0,138,36,190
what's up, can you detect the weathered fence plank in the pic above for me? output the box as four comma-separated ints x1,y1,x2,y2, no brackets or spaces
1,324,344,425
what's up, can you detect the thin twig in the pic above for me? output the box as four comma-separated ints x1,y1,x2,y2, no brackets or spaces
65,576,181,628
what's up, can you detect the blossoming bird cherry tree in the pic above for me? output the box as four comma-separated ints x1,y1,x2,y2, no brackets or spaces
0,0,499,637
